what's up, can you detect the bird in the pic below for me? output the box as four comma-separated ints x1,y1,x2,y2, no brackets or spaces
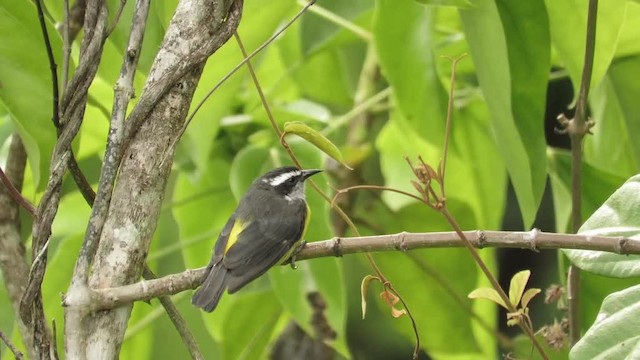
192,166,322,312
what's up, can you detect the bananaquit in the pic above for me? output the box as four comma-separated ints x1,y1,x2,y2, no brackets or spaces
192,166,322,312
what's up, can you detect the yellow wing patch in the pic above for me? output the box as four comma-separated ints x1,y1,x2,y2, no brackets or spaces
225,218,248,254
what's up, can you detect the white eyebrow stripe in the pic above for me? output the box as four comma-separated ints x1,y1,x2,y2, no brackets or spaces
268,171,301,186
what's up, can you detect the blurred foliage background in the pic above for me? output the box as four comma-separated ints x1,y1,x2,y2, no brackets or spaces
1,0,640,359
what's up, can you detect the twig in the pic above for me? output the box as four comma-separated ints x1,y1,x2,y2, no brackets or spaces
440,54,467,197
106,0,127,37
0,330,24,360
37,0,96,205
34,0,60,128
142,265,203,360
86,230,639,310
565,0,599,345
0,165,35,216
0,135,36,359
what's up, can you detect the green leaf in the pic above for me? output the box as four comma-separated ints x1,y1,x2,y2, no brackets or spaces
460,0,548,228
563,175,640,277
220,291,282,359
521,288,541,309
414,0,473,7
229,145,271,200
570,284,640,360
605,56,640,170
585,70,640,178
508,270,531,307
300,0,372,55
0,0,59,190
376,104,505,229
544,0,627,94
615,3,640,57
469,288,508,310
283,121,352,169
374,0,448,143
548,149,627,233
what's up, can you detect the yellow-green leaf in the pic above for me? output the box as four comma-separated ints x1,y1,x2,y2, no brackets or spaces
468,287,508,309
509,270,531,306
521,288,541,309
283,121,353,169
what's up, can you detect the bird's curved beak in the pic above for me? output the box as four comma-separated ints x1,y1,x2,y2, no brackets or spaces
301,169,323,180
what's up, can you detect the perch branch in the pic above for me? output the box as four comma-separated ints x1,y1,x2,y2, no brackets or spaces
82,230,640,310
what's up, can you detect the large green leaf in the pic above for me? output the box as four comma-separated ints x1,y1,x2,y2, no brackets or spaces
605,56,640,169
376,101,505,229
544,0,627,94
300,0,372,55
547,149,627,233
0,0,59,190
459,0,548,228
563,175,640,277
374,0,448,144
570,284,640,360
585,72,640,178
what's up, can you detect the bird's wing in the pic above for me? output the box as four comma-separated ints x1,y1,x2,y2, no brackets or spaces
208,213,236,266
222,207,306,293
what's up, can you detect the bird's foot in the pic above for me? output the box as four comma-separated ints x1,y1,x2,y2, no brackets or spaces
288,241,307,269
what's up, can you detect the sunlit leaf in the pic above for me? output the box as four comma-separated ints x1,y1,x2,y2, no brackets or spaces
413,0,473,7
468,288,508,310
283,121,352,169
0,0,60,190
521,288,541,309
563,175,640,277
509,270,531,307
570,284,640,359
460,0,548,227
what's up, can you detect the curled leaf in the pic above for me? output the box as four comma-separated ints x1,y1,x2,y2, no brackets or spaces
283,121,353,170
360,275,380,319
379,289,407,318
468,287,508,309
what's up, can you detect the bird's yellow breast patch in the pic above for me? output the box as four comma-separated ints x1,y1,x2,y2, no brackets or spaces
225,219,248,254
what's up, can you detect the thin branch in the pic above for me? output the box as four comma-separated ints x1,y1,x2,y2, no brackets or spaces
0,165,35,216
34,0,60,128
85,230,639,310
106,0,127,37
440,54,466,196
142,265,203,360
0,134,35,359
567,0,599,345
0,330,24,360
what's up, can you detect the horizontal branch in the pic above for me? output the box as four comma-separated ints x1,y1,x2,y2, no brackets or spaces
86,229,639,310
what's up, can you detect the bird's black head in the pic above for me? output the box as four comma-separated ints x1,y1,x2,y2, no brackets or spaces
258,166,322,201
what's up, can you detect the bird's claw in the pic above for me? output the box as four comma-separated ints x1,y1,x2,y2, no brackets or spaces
289,241,307,269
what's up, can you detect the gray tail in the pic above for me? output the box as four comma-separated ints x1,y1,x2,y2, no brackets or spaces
192,264,228,312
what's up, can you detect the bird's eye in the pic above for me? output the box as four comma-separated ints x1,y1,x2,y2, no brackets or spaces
287,176,297,184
